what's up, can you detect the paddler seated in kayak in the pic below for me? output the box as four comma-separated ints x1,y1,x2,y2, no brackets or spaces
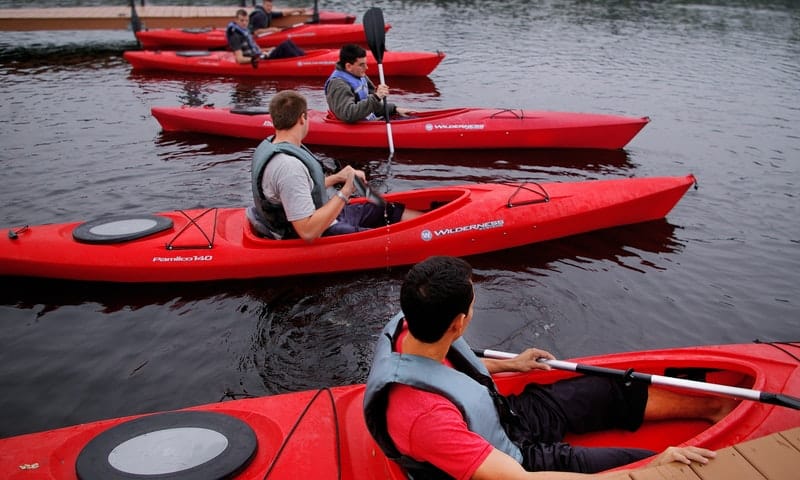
364,255,737,479
249,0,305,36
226,9,305,66
324,44,415,123
249,90,423,242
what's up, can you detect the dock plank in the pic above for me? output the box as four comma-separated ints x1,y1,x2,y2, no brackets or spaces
603,427,800,480
734,430,800,480
690,448,766,480
0,6,315,31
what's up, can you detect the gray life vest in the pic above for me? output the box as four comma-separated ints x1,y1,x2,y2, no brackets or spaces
363,312,523,479
250,137,327,239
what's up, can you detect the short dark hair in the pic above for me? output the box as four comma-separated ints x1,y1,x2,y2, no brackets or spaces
400,256,474,343
268,90,307,130
338,44,367,67
235,8,247,18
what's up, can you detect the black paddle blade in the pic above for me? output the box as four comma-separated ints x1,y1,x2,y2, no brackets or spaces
354,176,386,207
311,0,320,24
363,7,386,63
129,0,142,33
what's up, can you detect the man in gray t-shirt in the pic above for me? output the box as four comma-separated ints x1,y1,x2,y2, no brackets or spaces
250,90,422,242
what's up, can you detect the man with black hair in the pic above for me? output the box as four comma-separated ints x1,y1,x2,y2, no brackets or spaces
249,90,421,242
324,43,415,123
364,256,732,479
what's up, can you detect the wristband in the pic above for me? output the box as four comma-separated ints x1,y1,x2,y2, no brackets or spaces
335,190,349,205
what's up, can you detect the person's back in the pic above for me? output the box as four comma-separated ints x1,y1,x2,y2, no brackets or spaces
248,4,272,34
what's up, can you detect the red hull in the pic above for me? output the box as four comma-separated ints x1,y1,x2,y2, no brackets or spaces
0,342,797,480
152,106,649,150
135,23,390,50
0,177,694,283
123,49,444,77
313,10,356,25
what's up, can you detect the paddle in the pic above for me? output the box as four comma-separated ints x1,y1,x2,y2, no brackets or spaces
473,348,800,411
363,7,395,157
129,0,143,33
311,0,320,24
353,176,386,207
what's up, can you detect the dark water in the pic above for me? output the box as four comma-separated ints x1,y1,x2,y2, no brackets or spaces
1,0,798,439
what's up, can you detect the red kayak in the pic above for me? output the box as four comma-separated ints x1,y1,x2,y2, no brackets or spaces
135,23,391,50
0,341,797,479
152,105,649,150
0,176,693,283
123,48,444,77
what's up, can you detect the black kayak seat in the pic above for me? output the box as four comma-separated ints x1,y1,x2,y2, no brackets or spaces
175,50,213,57
245,206,278,239
230,106,270,116
181,27,214,34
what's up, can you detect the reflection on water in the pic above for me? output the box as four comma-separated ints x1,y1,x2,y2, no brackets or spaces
321,146,636,183
155,131,257,157
1,0,799,439
127,70,440,109
470,219,682,276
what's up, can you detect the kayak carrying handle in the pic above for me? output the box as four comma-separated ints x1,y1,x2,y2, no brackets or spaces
473,348,800,411
505,182,549,208
8,225,29,240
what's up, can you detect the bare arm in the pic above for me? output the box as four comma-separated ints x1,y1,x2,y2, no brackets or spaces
474,449,595,479
233,49,251,64
277,7,305,16
481,348,556,374
290,166,364,242
472,446,715,480
254,27,282,36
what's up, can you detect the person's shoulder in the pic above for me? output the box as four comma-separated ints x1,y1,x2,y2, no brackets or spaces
389,384,461,413
275,150,312,170
272,151,303,163
327,76,348,86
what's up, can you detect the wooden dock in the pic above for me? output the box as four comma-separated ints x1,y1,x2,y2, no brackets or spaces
606,426,800,480
0,5,317,31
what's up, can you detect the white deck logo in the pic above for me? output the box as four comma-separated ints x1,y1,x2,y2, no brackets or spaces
421,219,504,241
425,123,486,132
152,255,213,263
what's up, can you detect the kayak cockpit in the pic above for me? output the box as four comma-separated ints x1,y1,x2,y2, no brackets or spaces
322,107,474,124
493,354,757,457
242,186,471,245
